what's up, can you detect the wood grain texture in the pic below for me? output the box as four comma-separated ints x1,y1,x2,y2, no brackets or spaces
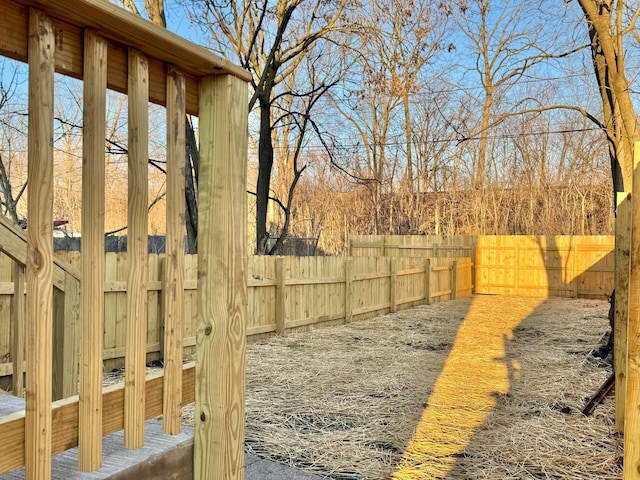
390,258,397,313
452,260,458,299
275,258,285,334
425,258,431,304
12,0,250,80
163,66,186,435
344,258,352,323
626,142,640,479
79,30,107,471
475,235,614,298
125,48,149,450
615,192,632,434
26,8,55,479
0,211,80,286
0,0,251,114
61,271,79,398
0,364,197,475
10,262,25,396
195,74,248,480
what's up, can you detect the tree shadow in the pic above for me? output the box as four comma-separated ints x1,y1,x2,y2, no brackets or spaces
437,297,616,479
392,236,615,479
391,295,548,479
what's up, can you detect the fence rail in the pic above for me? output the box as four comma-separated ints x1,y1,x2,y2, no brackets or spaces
349,234,477,261
0,254,471,387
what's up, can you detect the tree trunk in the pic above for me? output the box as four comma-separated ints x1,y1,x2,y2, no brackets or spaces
185,120,199,253
579,0,640,192
256,95,274,254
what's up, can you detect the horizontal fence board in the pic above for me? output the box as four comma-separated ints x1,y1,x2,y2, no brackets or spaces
0,252,470,381
2,234,612,385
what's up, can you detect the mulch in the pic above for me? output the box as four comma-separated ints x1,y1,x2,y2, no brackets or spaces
137,295,620,479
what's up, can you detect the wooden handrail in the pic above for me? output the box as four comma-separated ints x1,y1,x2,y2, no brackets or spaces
0,214,81,284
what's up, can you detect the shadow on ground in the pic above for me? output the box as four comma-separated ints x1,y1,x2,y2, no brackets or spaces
392,296,620,480
243,299,473,479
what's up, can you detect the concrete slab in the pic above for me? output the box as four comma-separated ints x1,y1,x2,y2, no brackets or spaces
245,453,327,479
0,420,194,480
0,393,24,417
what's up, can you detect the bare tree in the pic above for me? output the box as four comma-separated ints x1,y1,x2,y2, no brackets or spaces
119,0,199,251
0,61,28,225
451,1,579,190
378,0,450,192
266,49,346,254
574,0,640,193
187,0,351,253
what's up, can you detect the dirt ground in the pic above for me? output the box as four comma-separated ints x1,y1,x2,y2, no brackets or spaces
215,295,622,479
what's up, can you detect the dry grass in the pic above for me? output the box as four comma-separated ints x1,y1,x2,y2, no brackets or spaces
181,295,621,479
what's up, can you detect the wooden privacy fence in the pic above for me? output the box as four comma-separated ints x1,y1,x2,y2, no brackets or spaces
351,234,615,299
349,234,476,262
0,1,249,480
475,236,614,298
0,254,473,384
0,215,81,402
248,255,473,335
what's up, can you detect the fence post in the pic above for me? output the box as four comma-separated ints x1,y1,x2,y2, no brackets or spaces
10,262,25,396
514,245,520,296
62,273,80,398
390,258,397,313
425,258,431,305
452,260,458,300
275,257,286,334
625,140,640,480
474,241,480,293
344,258,353,323
615,191,632,433
572,243,579,298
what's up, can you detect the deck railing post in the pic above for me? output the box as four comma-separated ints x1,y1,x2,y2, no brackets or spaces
79,30,108,471
26,8,55,479
163,66,186,436
125,48,150,450
195,74,248,480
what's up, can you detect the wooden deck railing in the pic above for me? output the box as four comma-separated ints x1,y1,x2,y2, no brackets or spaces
0,1,249,479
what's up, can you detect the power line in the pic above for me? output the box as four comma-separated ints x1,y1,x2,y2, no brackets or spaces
266,126,604,153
